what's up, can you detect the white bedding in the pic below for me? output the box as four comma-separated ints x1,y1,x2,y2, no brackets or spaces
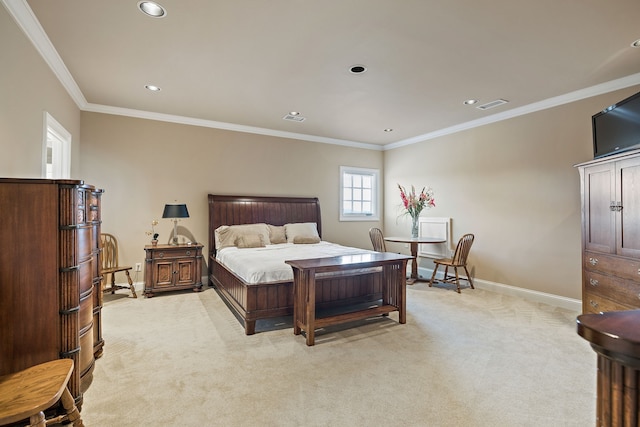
216,241,377,284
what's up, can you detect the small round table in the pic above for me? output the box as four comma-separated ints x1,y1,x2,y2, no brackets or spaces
577,310,640,426
384,236,446,284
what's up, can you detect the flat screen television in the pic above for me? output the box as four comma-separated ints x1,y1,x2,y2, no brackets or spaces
592,90,640,158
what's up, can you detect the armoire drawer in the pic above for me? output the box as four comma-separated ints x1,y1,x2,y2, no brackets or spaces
583,270,640,308
583,251,640,281
582,291,632,314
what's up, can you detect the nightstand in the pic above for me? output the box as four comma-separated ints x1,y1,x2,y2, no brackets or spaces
143,243,203,297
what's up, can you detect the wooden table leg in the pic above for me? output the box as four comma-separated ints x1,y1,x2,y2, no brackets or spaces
407,242,419,284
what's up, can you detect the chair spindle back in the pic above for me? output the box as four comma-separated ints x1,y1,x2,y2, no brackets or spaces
369,228,387,252
452,233,474,265
100,233,120,270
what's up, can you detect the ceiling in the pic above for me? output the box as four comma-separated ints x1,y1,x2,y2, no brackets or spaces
5,0,640,149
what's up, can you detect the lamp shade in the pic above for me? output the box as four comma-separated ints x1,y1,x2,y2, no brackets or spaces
162,204,189,219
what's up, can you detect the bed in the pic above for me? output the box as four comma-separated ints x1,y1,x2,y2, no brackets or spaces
208,194,385,335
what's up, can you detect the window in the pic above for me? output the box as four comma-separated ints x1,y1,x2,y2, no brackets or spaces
340,166,380,221
43,112,71,179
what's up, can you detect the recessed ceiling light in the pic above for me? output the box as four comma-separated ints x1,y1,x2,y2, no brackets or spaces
138,1,166,18
289,111,300,116
349,65,367,74
463,99,478,105
631,39,640,48
384,128,393,132
145,84,161,91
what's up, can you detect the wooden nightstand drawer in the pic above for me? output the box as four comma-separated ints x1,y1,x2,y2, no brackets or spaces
584,251,640,281
583,270,640,308
147,246,199,260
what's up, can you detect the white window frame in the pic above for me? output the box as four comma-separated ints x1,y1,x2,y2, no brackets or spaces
43,112,71,179
339,166,380,221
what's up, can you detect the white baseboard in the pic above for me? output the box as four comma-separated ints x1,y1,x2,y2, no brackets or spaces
114,278,207,294
417,267,581,313
123,272,582,313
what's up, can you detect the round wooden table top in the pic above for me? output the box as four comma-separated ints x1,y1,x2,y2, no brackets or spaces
384,236,446,244
577,309,640,359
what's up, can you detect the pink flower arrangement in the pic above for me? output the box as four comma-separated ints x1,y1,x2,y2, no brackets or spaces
398,184,435,219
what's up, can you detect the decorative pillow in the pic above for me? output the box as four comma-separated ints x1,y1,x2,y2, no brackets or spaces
236,234,266,248
292,235,321,244
215,223,271,249
214,225,229,249
268,224,287,244
285,222,320,243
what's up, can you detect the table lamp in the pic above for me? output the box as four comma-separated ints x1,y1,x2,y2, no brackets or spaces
162,203,189,245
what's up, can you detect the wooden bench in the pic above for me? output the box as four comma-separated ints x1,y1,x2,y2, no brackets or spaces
286,252,413,346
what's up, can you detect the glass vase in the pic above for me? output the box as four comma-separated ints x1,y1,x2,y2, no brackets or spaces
411,215,419,238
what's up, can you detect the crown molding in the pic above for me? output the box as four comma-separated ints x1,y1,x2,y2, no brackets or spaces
83,103,384,151
5,0,639,153
2,0,88,108
384,73,640,151
2,0,381,151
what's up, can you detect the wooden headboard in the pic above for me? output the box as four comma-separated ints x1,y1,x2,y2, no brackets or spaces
207,194,322,257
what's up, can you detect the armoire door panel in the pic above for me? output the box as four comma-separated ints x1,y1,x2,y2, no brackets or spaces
584,164,615,254
617,157,640,258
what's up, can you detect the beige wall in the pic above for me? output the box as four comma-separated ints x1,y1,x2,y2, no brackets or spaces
78,112,383,272
4,3,640,300
0,6,80,178
384,86,640,299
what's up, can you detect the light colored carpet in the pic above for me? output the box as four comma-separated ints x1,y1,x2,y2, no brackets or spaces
82,282,596,426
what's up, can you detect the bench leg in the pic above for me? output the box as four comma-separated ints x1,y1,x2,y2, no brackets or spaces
305,273,316,346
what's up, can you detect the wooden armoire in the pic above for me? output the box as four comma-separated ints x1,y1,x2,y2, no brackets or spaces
577,149,640,314
0,178,103,409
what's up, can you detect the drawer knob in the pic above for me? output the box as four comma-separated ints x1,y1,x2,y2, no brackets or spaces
186,250,191,256
589,257,598,266
590,300,599,308
589,279,599,286
158,252,164,258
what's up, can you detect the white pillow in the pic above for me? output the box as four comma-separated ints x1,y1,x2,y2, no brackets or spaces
215,223,271,249
285,222,320,243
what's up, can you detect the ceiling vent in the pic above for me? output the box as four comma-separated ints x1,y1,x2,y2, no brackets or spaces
283,114,306,122
476,99,509,110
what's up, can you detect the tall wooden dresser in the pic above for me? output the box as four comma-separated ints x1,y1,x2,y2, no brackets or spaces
0,178,103,409
577,149,640,314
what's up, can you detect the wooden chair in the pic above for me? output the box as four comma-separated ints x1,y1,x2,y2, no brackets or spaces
428,233,475,293
101,233,137,298
369,227,387,252
0,359,84,427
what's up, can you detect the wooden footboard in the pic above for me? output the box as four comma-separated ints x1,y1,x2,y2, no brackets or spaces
210,256,383,335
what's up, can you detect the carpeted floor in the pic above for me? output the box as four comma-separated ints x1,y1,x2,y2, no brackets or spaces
81,282,596,426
